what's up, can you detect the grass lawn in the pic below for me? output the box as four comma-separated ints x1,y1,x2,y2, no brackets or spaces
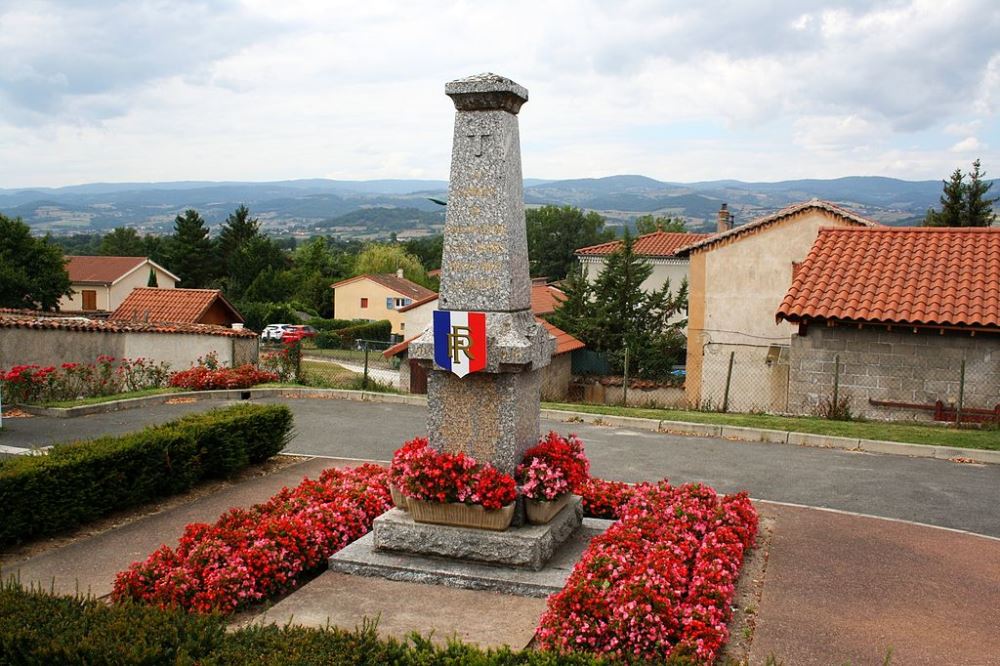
301,360,360,387
40,387,183,408
303,348,371,362
541,402,1000,451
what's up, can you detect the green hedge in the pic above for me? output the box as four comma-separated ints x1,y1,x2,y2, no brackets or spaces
305,317,357,331
0,404,293,548
0,583,615,665
315,320,393,348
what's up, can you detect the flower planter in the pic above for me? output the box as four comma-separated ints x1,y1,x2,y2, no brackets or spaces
390,485,409,511
408,498,515,531
525,493,573,525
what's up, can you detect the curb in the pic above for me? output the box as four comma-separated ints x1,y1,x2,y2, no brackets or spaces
539,408,1000,466
18,388,429,419
15,393,998,466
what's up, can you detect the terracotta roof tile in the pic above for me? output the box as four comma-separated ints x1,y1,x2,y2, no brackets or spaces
0,311,256,338
330,274,436,301
538,317,586,354
676,199,879,256
530,283,566,315
65,256,180,284
776,227,1000,330
576,231,712,257
110,288,243,324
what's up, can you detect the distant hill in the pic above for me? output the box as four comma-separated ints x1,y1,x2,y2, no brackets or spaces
2,175,992,237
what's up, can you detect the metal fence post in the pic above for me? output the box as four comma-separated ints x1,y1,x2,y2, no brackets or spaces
622,346,629,407
722,351,735,413
363,340,370,390
956,358,966,425
832,354,840,410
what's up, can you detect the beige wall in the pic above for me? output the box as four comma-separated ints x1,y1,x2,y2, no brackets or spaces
403,299,437,338
60,262,177,312
0,328,253,371
333,280,409,335
580,256,689,309
685,209,861,410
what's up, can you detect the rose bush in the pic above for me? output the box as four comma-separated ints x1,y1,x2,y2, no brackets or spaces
1,356,171,404
112,464,390,614
168,364,278,390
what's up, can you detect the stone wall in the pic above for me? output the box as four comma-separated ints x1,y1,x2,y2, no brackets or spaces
788,325,999,421
540,353,572,401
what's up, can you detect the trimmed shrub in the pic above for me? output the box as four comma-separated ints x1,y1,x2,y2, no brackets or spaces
0,404,292,548
0,582,613,665
314,320,392,348
305,317,356,331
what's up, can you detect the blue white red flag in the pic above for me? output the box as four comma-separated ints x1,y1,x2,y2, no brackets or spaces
433,310,487,378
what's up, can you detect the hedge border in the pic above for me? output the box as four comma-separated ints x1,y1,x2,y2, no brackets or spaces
0,404,293,548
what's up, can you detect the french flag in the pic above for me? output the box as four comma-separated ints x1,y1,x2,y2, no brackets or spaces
433,310,487,378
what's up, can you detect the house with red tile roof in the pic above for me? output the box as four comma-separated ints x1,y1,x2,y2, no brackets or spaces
111,288,244,327
330,271,436,336
776,226,999,421
675,199,880,411
381,281,585,399
60,256,180,313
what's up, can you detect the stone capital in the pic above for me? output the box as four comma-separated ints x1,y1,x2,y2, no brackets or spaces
446,73,528,114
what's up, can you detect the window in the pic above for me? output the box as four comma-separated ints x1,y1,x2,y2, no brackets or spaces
400,322,405,331
395,297,411,308
386,297,395,309
360,297,368,309
82,290,97,311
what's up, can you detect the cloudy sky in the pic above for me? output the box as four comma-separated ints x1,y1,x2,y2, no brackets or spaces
1,0,997,188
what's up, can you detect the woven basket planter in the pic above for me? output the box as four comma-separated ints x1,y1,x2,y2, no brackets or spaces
525,493,572,525
408,498,515,531
390,485,409,511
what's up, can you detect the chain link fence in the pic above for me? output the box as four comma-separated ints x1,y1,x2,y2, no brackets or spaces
565,329,999,425
277,338,400,391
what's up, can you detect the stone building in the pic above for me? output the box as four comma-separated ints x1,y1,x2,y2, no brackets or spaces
776,226,1000,422
677,200,878,411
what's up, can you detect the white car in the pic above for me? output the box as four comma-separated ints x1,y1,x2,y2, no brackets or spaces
260,323,293,341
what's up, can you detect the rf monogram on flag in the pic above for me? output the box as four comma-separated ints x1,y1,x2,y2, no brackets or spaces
433,310,487,378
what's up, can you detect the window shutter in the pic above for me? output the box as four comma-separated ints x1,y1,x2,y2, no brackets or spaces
386,297,395,309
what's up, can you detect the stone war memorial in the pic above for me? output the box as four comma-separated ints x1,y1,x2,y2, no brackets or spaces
330,73,605,594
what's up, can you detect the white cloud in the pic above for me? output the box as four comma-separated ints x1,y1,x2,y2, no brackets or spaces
950,136,984,152
0,0,998,186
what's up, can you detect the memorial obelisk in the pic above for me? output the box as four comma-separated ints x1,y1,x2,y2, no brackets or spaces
409,73,553,475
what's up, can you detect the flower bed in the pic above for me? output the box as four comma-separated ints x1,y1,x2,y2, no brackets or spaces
389,437,516,511
517,432,590,502
536,482,758,664
1,356,171,404
168,364,279,391
112,464,390,614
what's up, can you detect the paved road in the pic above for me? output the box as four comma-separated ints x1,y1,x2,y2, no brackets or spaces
4,396,999,537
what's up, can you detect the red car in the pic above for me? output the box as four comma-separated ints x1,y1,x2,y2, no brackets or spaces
280,325,318,343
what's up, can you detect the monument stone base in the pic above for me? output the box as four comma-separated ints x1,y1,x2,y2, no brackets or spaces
373,497,583,571
329,515,612,598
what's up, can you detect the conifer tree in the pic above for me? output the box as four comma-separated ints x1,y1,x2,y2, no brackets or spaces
147,267,158,287
965,159,997,227
168,209,216,288
217,204,261,265
924,160,996,227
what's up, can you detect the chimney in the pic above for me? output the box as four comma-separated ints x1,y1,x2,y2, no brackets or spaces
717,203,733,233
396,268,405,279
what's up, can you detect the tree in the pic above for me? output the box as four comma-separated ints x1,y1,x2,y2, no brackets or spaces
966,159,997,227
924,160,996,227
526,205,615,280
167,209,217,288
217,204,261,266
0,214,73,310
551,231,688,380
634,215,687,234
226,235,288,301
242,267,296,303
404,235,444,270
353,244,428,286
147,267,158,287
99,227,145,256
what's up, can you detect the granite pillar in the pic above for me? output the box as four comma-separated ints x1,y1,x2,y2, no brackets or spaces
410,73,553,475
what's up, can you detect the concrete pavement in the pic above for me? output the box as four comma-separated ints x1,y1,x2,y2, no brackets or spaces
4,395,1000,537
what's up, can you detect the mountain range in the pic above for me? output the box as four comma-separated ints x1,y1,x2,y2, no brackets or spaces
2,175,986,239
